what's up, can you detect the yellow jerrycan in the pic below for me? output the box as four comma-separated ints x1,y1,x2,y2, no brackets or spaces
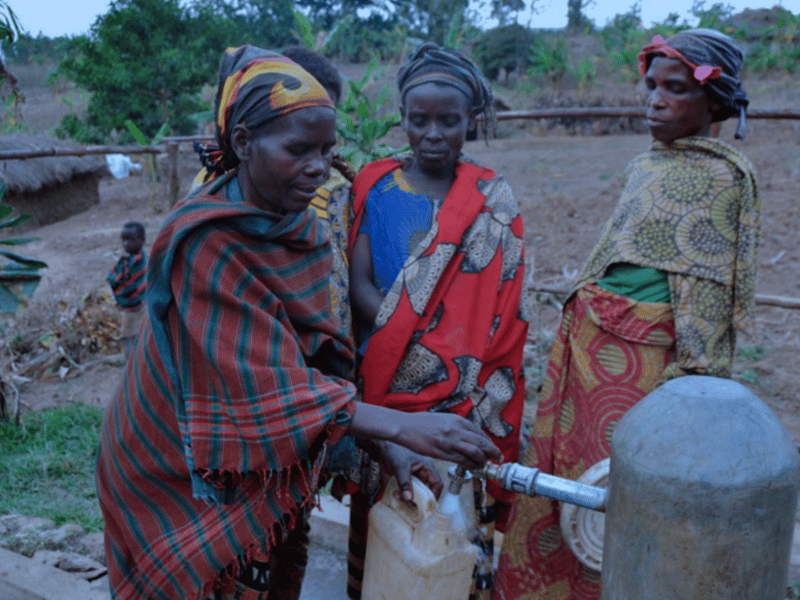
361,475,477,600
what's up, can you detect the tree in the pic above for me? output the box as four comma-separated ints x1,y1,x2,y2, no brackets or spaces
395,0,470,46
567,0,593,31
690,1,734,28
0,2,23,132
473,23,534,81
56,0,234,143
489,0,525,26
302,0,375,31
202,0,297,48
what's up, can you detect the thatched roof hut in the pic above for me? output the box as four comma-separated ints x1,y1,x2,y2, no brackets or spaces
726,6,798,44
0,133,106,232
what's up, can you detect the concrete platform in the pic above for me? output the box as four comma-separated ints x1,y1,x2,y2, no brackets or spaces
301,496,351,600
2,498,799,600
0,547,110,600
0,498,352,600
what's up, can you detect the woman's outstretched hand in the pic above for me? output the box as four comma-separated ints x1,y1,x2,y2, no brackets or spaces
367,440,443,505
349,403,502,471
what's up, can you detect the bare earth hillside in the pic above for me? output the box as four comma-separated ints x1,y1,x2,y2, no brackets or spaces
7,65,800,448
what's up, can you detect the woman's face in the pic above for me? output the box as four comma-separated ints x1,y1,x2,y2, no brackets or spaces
234,106,336,214
401,82,473,176
645,56,716,143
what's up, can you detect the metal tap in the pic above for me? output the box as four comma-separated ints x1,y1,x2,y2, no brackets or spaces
446,465,472,495
471,462,608,512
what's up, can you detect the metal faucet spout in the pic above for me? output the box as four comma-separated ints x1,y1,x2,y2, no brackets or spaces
472,462,608,512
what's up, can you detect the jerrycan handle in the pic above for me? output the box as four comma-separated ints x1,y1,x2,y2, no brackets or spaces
385,475,438,526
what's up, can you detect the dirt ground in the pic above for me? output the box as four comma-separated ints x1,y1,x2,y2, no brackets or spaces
7,67,800,445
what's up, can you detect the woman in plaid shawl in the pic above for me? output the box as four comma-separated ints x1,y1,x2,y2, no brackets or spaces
495,29,760,600
95,45,501,600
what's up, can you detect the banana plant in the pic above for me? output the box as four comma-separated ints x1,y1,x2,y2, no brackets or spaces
528,36,570,93
125,119,170,211
571,56,599,98
0,1,20,44
336,56,406,171
0,184,47,313
293,10,316,49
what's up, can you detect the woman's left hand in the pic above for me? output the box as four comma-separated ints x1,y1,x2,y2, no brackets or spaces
371,440,443,506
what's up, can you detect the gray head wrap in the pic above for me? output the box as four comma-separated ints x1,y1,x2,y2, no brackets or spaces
397,42,495,141
642,28,749,139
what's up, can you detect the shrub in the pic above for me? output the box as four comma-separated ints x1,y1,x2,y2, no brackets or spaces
473,24,534,82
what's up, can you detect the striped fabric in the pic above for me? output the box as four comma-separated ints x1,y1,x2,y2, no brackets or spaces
106,251,147,309
96,172,357,600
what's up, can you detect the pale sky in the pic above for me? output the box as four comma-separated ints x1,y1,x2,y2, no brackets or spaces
10,0,799,38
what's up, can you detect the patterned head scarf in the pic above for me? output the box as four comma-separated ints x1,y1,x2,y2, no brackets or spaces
209,45,335,176
639,28,749,139
397,42,495,141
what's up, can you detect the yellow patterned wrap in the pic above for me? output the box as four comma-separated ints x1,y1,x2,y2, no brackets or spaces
573,136,759,379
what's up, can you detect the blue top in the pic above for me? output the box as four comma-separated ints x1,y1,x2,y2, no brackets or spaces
358,169,437,294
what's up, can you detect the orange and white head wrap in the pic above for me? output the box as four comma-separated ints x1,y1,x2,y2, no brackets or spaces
209,45,334,176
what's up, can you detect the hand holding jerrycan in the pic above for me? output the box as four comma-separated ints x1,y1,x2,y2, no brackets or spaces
361,475,477,600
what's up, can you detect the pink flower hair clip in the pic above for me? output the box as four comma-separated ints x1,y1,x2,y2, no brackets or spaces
637,35,722,84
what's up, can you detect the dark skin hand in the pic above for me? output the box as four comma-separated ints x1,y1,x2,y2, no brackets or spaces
360,439,445,505
348,402,502,476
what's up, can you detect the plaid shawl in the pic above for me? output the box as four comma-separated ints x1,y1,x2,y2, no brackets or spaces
106,251,147,309
97,173,356,600
575,136,759,378
349,156,529,503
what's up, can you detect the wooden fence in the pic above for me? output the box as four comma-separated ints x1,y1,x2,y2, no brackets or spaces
2,106,800,202
1,107,799,311
529,285,800,310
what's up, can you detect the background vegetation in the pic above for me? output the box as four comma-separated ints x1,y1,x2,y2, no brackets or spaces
1,0,797,144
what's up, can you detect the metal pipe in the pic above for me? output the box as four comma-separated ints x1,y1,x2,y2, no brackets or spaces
472,462,608,512
447,465,472,495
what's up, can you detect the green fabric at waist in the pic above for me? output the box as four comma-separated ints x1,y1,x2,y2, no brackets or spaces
596,262,671,303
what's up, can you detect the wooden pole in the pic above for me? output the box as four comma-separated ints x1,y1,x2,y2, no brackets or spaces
0,145,163,160
161,135,214,143
754,294,800,310
167,142,180,207
528,285,800,310
489,107,800,121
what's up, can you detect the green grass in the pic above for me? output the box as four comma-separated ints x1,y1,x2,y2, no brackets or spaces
737,344,770,362
788,582,800,599
0,403,104,532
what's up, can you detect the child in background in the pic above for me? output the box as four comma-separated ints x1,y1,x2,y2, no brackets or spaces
106,221,147,356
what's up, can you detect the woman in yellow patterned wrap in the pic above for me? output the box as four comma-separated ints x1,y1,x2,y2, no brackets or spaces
494,28,760,600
